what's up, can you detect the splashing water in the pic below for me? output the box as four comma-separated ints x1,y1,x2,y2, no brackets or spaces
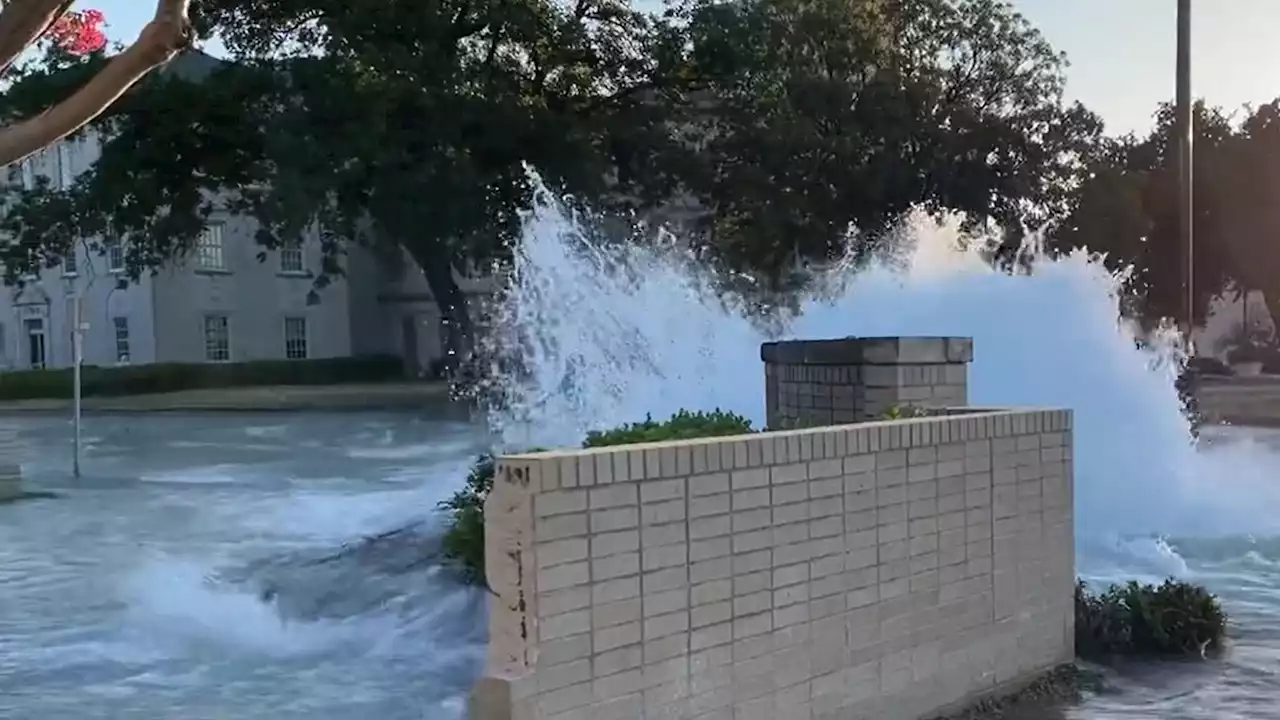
483,184,1280,575
13,182,1280,720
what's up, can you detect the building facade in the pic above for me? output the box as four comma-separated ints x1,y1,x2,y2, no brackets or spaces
0,131,484,373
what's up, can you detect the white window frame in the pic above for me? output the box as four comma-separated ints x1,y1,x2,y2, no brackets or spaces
279,242,304,274
23,317,45,369
203,314,230,362
112,316,130,363
195,223,226,271
62,246,77,276
284,316,308,359
106,238,125,273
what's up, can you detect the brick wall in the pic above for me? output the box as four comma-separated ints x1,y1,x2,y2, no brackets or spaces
471,409,1074,720
762,337,972,428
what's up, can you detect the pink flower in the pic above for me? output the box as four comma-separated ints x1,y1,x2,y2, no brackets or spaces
48,9,107,55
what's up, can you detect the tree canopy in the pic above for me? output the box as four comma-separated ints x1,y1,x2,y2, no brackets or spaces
3,0,1276,351
666,0,1101,288
1049,99,1280,333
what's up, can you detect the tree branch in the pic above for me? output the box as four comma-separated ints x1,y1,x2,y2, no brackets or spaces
0,0,192,167
0,0,73,76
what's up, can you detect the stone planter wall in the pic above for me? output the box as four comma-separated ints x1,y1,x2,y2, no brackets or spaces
469,337,1074,720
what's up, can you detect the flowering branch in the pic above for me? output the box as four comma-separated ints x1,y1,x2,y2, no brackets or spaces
48,7,106,54
0,0,193,167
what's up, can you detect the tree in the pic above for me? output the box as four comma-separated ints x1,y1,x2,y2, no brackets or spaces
650,0,1102,290
1218,101,1280,328
0,0,192,166
1052,102,1238,329
0,0,677,364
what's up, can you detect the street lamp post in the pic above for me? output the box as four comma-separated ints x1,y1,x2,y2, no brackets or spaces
63,276,84,478
1176,0,1194,347
72,292,83,478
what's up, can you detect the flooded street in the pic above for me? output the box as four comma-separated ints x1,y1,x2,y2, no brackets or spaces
0,412,489,720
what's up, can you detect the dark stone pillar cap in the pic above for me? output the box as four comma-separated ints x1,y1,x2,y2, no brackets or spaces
760,337,973,365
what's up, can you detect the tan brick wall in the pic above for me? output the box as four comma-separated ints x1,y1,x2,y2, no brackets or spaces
471,409,1074,720
765,363,969,427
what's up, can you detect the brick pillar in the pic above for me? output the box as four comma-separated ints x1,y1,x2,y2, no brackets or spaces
761,336,973,428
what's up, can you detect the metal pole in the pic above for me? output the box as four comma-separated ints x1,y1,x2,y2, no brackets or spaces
1176,0,1194,346
72,292,81,478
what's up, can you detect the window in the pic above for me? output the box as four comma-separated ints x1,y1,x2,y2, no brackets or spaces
203,314,230,361
195,223,226,270
106,239,124,273
113,316,130,363
62,248,77,276
284,316,308,359
19,159,33,190
279,243,304,274
57,143,72,189
24,318,44,369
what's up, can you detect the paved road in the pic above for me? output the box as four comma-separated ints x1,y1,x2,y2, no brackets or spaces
0,382,455,413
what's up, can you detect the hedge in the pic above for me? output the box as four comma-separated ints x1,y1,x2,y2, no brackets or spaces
0,354,404,399
1075,579,1227,659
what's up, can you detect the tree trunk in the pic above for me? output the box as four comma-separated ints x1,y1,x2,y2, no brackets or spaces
405,243,473,374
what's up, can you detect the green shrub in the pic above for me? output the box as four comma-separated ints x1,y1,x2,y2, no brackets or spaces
438,454,498,586
440,409,754,583
1075,578,1227,659
583,409,754,446
768,405,937,430
0,355,403,400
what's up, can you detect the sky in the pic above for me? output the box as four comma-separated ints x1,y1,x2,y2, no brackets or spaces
81,0,1280,136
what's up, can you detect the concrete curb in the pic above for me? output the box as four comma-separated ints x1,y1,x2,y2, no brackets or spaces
0,382,458,414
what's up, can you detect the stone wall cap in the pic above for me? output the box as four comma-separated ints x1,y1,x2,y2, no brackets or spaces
494,408,1068,460
761,336,974,365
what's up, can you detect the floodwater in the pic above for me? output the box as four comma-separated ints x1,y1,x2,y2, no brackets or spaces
3,417,1280,720
0,412,490,720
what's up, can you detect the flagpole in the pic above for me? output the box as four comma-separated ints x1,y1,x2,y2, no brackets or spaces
1176,0,1194,346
